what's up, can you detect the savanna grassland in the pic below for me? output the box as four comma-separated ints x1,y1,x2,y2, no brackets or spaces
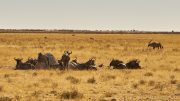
0,33,179,101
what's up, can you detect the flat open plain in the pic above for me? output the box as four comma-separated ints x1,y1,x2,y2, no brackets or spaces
0,33,179,101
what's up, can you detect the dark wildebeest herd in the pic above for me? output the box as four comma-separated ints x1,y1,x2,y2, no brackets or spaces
14,40,163,70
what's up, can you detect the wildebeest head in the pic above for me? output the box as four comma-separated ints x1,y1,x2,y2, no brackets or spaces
71,57,78,63
86,57,96,66
14,58,23,65
64,50,72,55
85,57,97,70
38,52,42,56
109,59,123,67
109,59,126,69
14,58,35,70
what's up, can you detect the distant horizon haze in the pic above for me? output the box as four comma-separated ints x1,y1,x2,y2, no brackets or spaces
0,0,179,31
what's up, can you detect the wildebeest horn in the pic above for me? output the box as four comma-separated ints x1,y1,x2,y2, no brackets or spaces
136,59,140,63
14,58,23,60
149,39,153,44
64,51,67,53
68,51,72,54
66,51,72,55
92,57,96,60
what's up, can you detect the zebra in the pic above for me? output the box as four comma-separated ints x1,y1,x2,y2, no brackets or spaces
69,58,97,70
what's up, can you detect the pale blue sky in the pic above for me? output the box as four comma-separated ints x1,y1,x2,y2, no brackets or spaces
0,0,179,31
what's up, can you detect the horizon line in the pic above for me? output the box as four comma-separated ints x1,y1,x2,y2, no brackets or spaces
0,28,178,33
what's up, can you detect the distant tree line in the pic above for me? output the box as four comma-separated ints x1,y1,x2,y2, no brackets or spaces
0,29,179,34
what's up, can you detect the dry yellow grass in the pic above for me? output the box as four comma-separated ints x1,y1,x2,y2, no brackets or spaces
0,33,179,100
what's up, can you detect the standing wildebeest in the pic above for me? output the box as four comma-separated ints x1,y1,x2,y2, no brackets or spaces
14,58,35,70
126,59,141,69
148,40,163,49
69,58,97,70
59,51,72,69
109,59,126,69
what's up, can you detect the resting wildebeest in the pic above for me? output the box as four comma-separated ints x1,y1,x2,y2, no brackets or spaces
14,58,35,70
109,59,126,69
126,59,141,69
148,40,163,49
37,53,50,68
25,58,38,66
45,53,58,66
69,58,97,70
59,51,72,69
36,53,58,69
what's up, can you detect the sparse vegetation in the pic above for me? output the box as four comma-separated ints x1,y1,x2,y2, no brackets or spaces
0,33,179,100
60,89,83,99
139,80,146,85
132,83,138,89
144,72,153,76
66,76,80,84
0,97,12,101
0,86,3,92
148,80,155,86
87,77,96,84
104,92,114,97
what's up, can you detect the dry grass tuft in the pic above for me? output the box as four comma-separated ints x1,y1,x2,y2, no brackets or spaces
104,92,115,97
0,96,12,101
51,82,58,89
174,68,180,72
144,72,153,76
32,72,38,76
170,75,175,79
87,77,96,84
4,74,10,78
132,83,138,89
177,84,180,90
31,90,43,98
14,95,21,101
49,72,54,76
7,78,13,83
0,86,3,92
41,78,50,83
139,80,146,85
148,80,155,86
170,80,177,84
33,83,39,87
60,89,83,99
66,76,80,84
111,98,117,101
101,75,116,82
